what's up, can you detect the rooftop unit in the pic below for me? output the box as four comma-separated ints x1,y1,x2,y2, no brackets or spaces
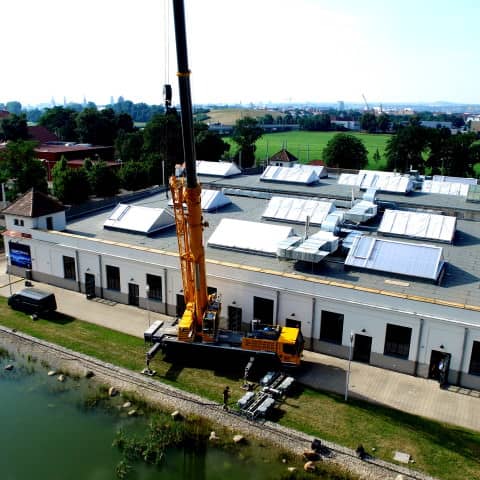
262,196,335,225
277,230,338,263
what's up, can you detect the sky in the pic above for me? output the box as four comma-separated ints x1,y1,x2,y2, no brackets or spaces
3,0,480,108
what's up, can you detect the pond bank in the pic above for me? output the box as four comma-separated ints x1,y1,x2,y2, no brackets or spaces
0,325,435,480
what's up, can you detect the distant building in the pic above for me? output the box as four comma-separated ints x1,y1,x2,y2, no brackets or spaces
331,120,360,131
268,148,298,167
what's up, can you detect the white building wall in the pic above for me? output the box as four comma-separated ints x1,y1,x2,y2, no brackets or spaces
5,227,480,388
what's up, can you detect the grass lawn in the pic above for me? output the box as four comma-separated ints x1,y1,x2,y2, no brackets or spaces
225,131,391,170
1,299,480,480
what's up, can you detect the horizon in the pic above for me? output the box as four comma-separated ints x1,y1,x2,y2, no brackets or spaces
3,0,480,108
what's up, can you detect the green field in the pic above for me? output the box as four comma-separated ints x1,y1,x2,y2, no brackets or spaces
226,131,391,169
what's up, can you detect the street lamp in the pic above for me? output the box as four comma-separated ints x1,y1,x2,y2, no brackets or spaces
145,285,151,327
345,331,355,402
5,254,12,296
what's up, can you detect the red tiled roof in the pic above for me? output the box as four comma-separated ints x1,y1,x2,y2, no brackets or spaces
28,126,58,144
2,188,65,217
268,149,298,163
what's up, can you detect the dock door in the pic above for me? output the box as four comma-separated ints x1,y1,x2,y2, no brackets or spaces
429,350,451,385
85,273,95,299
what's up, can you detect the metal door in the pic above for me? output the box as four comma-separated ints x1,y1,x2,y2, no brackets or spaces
353,334,372,363
85,273,95,299
128,283,139,306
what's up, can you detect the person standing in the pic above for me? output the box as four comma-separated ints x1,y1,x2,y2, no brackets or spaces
223,386,230,410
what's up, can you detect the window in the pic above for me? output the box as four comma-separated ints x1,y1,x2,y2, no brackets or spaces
469,341,480,376
320,310,344,344
63,256,76,280
46,217,53,229
14,219,19,226
106,265,120,291
253,296,274,325
384,324,412,359
146,274,162,301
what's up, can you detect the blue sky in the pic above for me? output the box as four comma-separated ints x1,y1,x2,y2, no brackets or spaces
3,0,480,107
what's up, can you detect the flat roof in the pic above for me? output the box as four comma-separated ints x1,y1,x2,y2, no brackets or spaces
65,173,480,308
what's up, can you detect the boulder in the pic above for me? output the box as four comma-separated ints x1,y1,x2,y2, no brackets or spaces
303,449,320,461
108,387,119,397
233,434,245,444
171,410,183,421
47,370,57,376
287,467,297,473
84,370,95,379
127,409,137,417
4,364,14,371
57,374,66,382
209,431,218,441
122,401,132,409
395,476,405,480
304,461,316,472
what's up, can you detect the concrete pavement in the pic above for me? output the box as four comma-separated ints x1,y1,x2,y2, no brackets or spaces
0,253,478,432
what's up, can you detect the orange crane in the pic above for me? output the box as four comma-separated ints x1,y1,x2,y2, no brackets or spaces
158,0,303,368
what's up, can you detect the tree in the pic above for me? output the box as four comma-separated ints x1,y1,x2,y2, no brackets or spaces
119,161,152,191
360,113,377,133
299,114,331,131
0,113,29,141
194,123,230,161
322,133,368,169
376,114,391,133
6,101,22,115
231,117,263,168
85,160,120,197
75,107,117,146
142,110,183,182
385,124,429,172
52,157,90,204
39,107,78,141
115,130,144,163
0,140,47,198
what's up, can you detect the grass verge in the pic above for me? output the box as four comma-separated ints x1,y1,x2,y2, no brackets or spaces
1,298,479,479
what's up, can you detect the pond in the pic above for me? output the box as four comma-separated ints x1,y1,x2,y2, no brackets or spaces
0,348,299,480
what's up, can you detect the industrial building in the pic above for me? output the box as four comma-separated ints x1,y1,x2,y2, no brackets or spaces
3,166,480,389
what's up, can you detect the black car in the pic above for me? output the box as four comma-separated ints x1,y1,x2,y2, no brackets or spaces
8,288,57,317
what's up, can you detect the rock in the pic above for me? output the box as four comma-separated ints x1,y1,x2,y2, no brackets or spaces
84,370,94,378
47,370,57,376
171,410,182,421
127,409,137,417
4,364,14,371
108,387,118,397
233,434,245,444
122,401,132,409
304,461,316,472
393,451,410,464
57,374,66,382
209,431,218,441
303,449,320,461
395,475,405,480
287,467,297,473
282,458,287,464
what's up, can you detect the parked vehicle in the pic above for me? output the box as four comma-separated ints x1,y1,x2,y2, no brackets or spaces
8,288,57,317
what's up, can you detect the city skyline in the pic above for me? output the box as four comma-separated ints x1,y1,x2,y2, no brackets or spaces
3,0,480,108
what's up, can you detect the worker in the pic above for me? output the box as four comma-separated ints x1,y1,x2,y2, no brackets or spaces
223,386,230,410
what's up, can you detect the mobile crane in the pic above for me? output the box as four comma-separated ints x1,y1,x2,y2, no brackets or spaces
149,0,304,370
